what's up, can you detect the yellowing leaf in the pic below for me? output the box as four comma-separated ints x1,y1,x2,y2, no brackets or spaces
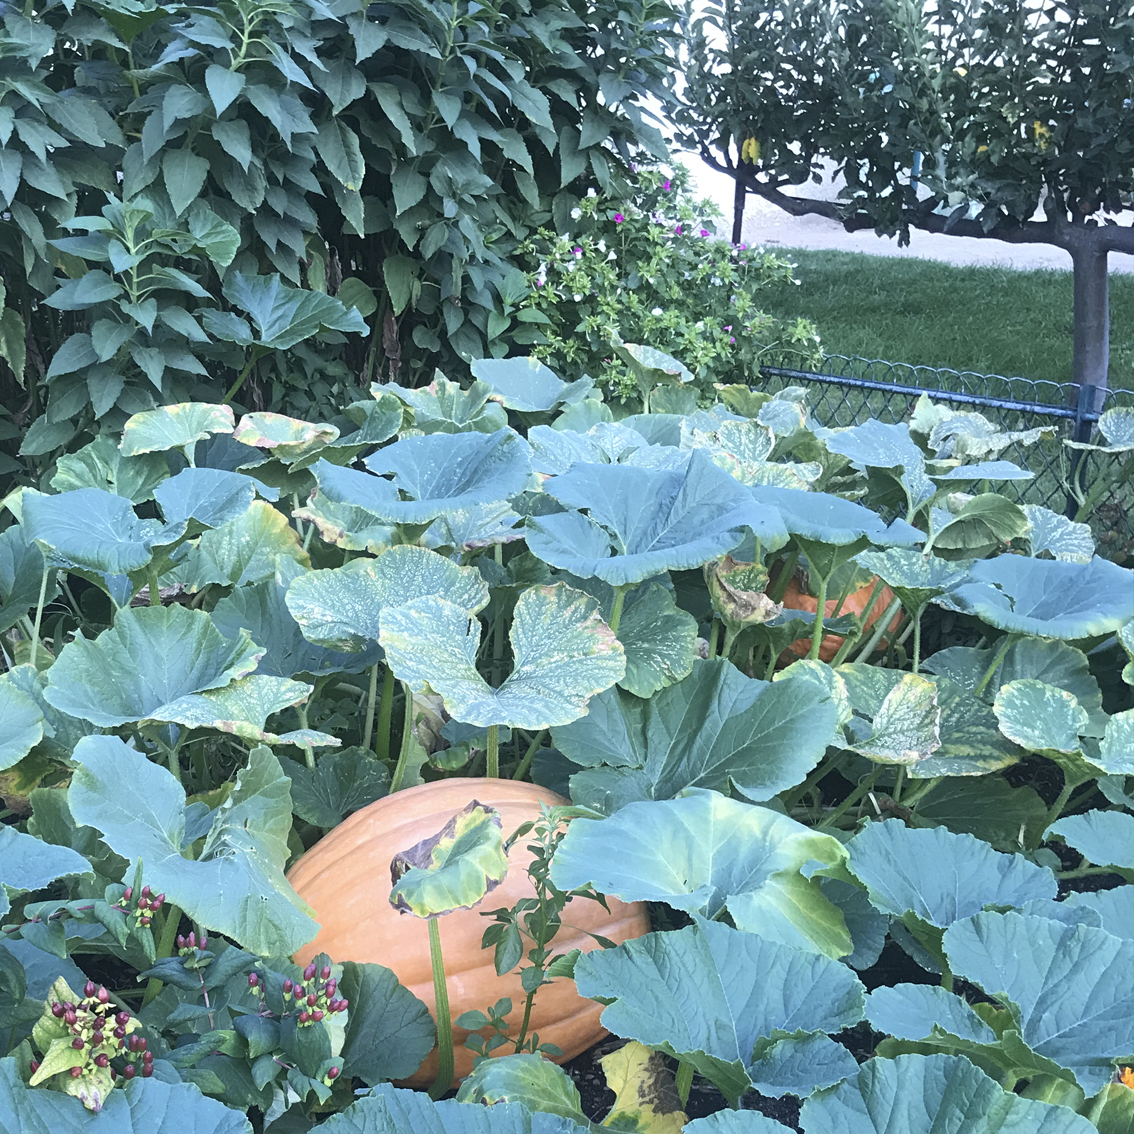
601,1041,687,1133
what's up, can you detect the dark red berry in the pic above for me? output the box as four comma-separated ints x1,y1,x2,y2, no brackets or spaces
282,978,293,995
176,934,186,950
70,1067,82,1079
142,1064,153,1078
51,1002,65,1018
141,1050,153,1065
312,1009,324,1022
320,966,331,980
187,931,196,949
298,1010,310,1024
113,1026,126,1040
94,1054,109,1068
116,1011,129,1026
306,994,317,1007
64,1009,77,1026
327,1066,340,1080
123,887,133,901
337,998,348,1010
151,895,164,910
84,980,96,998
137,896,149,910
72,1038,85,1050
123,1064,135,1080
294,985,305,999
303,962,317,982
29,1060,40,1074
248,972,259,987
141,886,151,898
199,935,207,950
97,987,109,1004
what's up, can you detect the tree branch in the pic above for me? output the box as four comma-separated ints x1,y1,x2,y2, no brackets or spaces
698,148,1134,256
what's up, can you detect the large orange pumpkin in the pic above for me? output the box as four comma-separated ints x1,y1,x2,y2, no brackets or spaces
287,778,649,1089
779,575,900,663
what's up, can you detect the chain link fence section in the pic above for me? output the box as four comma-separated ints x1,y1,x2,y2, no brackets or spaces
756,354,1134,561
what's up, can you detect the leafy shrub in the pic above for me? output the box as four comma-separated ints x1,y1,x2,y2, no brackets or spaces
0,370,1132,1130
512,165,822,406
0,0,681,483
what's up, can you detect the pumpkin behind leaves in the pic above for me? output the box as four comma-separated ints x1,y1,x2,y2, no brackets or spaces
287,778,650,1088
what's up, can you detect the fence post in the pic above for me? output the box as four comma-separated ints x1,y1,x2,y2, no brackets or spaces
1065,380,1098,518
732,176,745,245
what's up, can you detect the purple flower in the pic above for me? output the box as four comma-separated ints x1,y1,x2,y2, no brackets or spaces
614,213,625,223
700,228,710,237
729,336,736,344
724,325,732,332
573,246,583,258
663,179,671,191
674,224,683,235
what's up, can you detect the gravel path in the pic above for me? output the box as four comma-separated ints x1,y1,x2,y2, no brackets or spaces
682,156,1134,275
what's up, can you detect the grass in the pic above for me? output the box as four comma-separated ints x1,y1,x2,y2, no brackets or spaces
754,248,1134,390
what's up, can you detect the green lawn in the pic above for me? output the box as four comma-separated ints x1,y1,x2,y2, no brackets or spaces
755,248,1134,390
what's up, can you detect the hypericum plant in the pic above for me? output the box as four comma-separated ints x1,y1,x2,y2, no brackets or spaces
513,165,822,406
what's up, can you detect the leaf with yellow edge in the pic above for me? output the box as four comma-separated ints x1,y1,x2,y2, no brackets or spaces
233,411,339,463
120,403,235,456
600,1041,688,1132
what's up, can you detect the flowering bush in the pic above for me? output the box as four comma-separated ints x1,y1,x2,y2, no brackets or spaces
513,166,822,406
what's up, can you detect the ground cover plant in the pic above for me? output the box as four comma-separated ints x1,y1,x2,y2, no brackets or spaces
0,356,1132,1132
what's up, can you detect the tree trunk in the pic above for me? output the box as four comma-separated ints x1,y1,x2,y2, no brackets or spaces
1068,238,1109,444
732,176,746,245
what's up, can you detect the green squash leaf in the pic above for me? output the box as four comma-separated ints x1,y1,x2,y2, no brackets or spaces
232,412,340,464
389,800,508,918
1096,710,1134,774
44,605,261,727
613,580,697,698
379,584,624,729
68,736,317,957
847,673,941,766
0,525,57,634
845,820,1055,928
286,544,488,653
223,272,367,350
0,826,89,917
574,919,864,1105
0,674,44,771
382,373,509,435
456,1053,588,1124
993,680,1088,754
550,790,852,958
800,1053,1096,1133
120,403,235,457
469,357,593,413
51,435,169,503
283,747,389,829
1046,810,1134,871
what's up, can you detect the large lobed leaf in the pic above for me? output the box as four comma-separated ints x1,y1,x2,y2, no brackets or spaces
68,736,317,957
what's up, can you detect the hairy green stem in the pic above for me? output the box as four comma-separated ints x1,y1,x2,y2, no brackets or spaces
375,666,395,763
781,752,844,814
389,685,415,793
608,586,628,634
901,776,943,809
486,724,499,779
850,597,902,663
362,663,380,752
149,563,162,607
807,572,830,660
29,563,49,670
911,607,924,673
427,917,454,1100
675,1061,694,1108
822,768,881,829
707,617,720,658
513,729,547,781
973,634,1016,697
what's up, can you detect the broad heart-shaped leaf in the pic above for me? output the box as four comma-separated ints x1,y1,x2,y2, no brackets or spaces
173,500,310,590
573,919,864,1105
283,747,389,828
847,673,941,766
389,800,508,918
0,826,89,917
153,467,259,534
1096,709,1134,774
1047,810,1134,871
315,1082,585,1133
799,1053,1097,1134
943,912,1134,1095
0,674,43,770
68,736,317,957
338,961,436,1086
22,487,162,575
43,605,261,727
51,435,169,503
1065,405,1134,453
0,524,57,634
528,421,656,476
946,555,1134,638
930,459,1034,482
286,544,489,652
382,373,509,435
120,402,235,456
379,585,625,729
223,272,367,349
456,1054,588,1124
553,659,840,811
1063,887,1134,941
470,356,592,413
844,820,1055,929
422,500,523,552
993,680,1088,754
527,451,765,586
360,429,532,525
232,412,340,463
822,419,935,508
0,1056,253,1132
855,547,970,613
212,564,379,677
864,982,998,1045
1022,505,1095,563
148,674,338,750
550,790,852,958
613,580,697,698
748,485,924,548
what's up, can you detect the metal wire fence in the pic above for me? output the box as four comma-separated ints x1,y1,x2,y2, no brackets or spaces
757,354,1134,561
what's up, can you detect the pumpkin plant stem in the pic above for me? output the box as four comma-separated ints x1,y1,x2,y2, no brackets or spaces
822,769,881,829
767,549,798,603
374,666,395,763
829,578,886,667
608,585,628,634
707,617,720,658
28,563,49,670
973,634,1016,698
486,724,499,779
427,917,454,1101
389,686,415,793
362,663,380,752
807,573,830,660
149,563,161,606
512,729,547,781
675,1061,694,1107
850,597,902,663
142,904,183,1007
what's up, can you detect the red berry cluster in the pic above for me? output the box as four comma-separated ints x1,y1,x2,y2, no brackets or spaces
246,963,349,1028
176,930,208,956
113,885,166,929
40,981,152,1083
